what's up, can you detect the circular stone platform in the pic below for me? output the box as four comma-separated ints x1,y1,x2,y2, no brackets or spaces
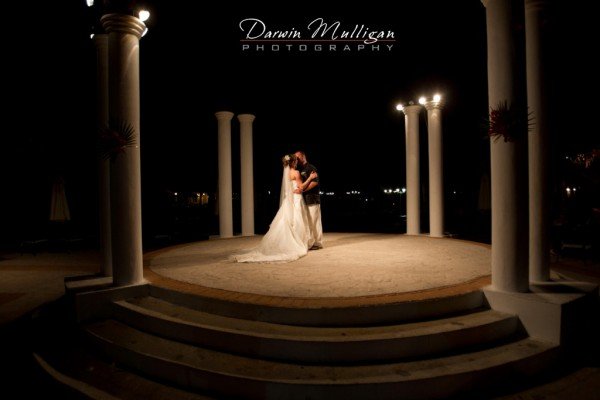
146,233,491,298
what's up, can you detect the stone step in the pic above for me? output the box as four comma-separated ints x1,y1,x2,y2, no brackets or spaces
33,348,215,400
148,284,486,326
85,319,558,400
113,296,519,363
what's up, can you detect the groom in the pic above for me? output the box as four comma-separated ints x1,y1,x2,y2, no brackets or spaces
294,151,323,249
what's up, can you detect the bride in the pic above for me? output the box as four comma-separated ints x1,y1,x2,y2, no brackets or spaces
233,154,317,263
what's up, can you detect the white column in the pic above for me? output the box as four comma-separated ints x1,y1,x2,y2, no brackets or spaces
483,0,529,292
238,113,255,236
215,111,234,238
101,14,146,287
425,102,444,238
94,33,112,277
403,105,422,235
526,0,550,282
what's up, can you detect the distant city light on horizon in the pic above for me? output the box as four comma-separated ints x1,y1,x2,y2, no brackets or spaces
383,188,406,194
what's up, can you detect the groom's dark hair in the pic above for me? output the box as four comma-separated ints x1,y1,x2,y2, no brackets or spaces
295,150,305,156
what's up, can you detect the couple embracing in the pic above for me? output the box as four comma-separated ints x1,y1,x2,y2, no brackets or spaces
234,151,323,263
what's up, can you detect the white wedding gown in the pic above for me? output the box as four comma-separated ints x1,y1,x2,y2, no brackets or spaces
233,167,314,263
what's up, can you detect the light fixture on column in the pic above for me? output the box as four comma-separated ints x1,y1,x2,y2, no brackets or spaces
414,94,443,107
85,0,100,39
395,104,404,111
138,10,150,22
138,10,150,36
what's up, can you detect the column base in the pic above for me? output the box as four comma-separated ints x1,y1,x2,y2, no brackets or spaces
210,234,239,240
66,280,150,323
484,281,598,345
428,232,448,238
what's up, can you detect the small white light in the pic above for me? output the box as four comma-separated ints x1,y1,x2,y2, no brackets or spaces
433,94,442,103
86,0,94,7
395,104,404,111
566,188,571,193
267,190,271,195
90,33,95,39
573,188,577,192
401,188,406,193
139,10,150,22
418,97,426,105
174,192,178,196
319,191,324,195
141,27,149,37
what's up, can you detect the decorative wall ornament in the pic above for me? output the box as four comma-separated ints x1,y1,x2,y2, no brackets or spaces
98,119,136,161
486,101,534,142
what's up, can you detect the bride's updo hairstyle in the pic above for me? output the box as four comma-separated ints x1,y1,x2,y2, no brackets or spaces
282,153,297,167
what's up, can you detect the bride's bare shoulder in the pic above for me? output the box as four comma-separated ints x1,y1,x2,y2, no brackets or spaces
289,169,300,180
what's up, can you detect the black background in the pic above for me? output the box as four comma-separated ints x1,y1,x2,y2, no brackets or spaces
1,0,596,247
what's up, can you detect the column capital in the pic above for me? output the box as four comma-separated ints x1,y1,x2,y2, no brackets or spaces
480,0,511,8
425,101,444,111
237,113,256,123
525,0,548,12
215,111,234,121
402,104,422,116
101,14,146,39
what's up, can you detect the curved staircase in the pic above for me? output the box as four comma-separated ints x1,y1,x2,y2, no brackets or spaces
36,284,560,399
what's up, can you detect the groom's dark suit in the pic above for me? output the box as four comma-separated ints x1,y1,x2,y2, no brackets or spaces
299,163,320,205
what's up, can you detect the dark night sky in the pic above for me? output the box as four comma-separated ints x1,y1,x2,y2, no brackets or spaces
1,0,596,243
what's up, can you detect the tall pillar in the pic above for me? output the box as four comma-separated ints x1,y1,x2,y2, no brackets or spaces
526,0,550,282
94,33,112,277
101,14,146,287
215,111,234,238
238,114,255,236
425,101,444,238
403,105,422,235
483,0,529,292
